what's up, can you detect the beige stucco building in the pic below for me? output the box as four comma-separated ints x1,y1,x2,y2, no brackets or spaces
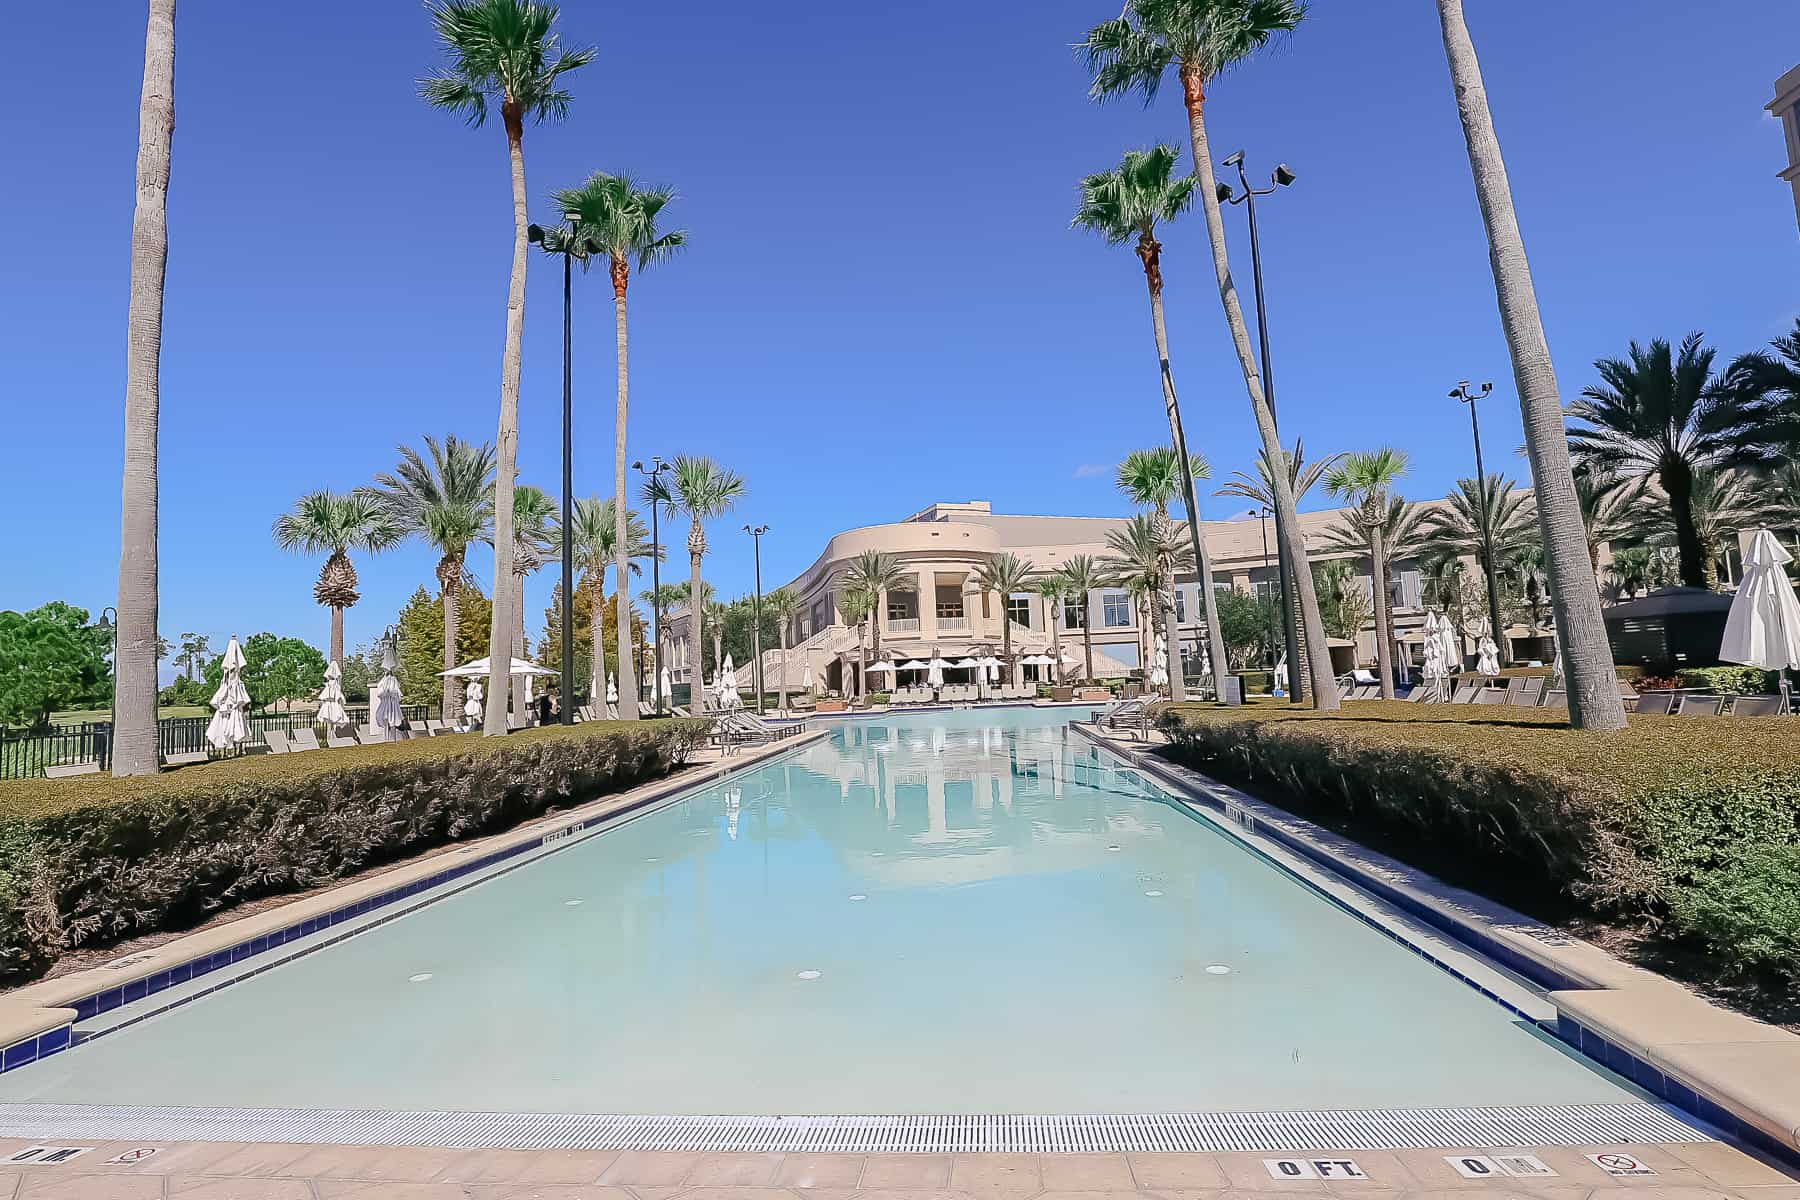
661,496,1555,698
1773,64,1800,233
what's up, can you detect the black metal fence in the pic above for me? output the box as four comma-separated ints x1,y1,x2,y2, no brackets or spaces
0,704,439,780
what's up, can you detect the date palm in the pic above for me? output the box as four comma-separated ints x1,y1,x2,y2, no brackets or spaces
554,172,685,719
1318,496,1428,564
845,550,908,667
1115,446,1220,701
1421,475,1538,575
1102,514,1194,693
1644,467,1759,589
113,0,176,775
763,587,802,711
1721,318,1800,455
840,588,874,701
1034,575,1071,686
1429,0,1622,729
1073,149,1229,705
563,496,653,710
1080,0,1337,712
1058,555,1107,684
974,552,1034,684
651,456,745,712
504,484,557,714
367,434,496,716
1569,334,1746,591
1574,470,1654,575
273,492,404,668
1326,449,1408,699
420,0,593,735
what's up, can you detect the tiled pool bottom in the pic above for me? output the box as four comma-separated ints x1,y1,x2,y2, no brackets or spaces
0,709,1648,1116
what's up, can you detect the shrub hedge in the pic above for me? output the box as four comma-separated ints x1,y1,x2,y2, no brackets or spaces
1675,666,1778,695
0,719,709,985
1155,702,1800,980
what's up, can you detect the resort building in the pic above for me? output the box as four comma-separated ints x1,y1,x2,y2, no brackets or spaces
1772,64,1800,234
662,495,1561,697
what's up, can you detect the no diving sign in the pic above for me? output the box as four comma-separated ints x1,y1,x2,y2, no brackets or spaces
1264,1158,1370,1180
1587,1152,1658,1177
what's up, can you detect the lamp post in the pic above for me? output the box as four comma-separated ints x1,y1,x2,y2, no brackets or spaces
633,457,672,714
1217,151,1304,698
529,210,589,725
1248,507,1279,670
1450,380,1508,666
97,607,118,770
743,524,770,714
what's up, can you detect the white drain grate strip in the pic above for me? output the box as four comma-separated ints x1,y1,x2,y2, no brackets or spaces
0,1102,1707,1152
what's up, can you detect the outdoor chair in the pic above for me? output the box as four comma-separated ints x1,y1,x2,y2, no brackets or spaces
287,728,321,751
163,750,208,766
1676,694,1726,717
1474,688,1508,704
263,730,293,754
1541,689,1568,710
1518,677,1546,704
1726,694,1784,717
1502,678,1529,704
1350,685,1378,700
672,705,691,718
1634,692,1677,716
325,728,358,749
425,720,447,735
1335,678,1355,700
356,724,380,744
44,761,101,779
1450,684,1480,703
1406,685,1432,701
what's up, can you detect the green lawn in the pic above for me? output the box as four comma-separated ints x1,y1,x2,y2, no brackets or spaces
48,706,208,726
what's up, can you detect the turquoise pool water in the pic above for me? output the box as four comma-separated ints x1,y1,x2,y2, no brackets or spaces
0,708,1634,1114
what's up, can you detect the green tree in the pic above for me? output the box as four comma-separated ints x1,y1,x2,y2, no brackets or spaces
648,457,745,712
273,491,404,667
1073,152,1228,704
204,633,327,711
1312,560,1372,643
1212,587,1280,671
560,496,653,708
763,587,801,710
1575,470,1655,574
367,434,496,716
1642,467,1760,589
1326,449,1409,698
1100,516,1193,688
1114,446,1221,701
1420,474,1539,650
393,585,493,705
1034,574,1071,686
1430,0,1624,730
420,0,594,736
838,588,874,701
975,552,1035,685
0,605,112,730
845,550,908,667
554,172,685,721
1058,555,1107,683
504,483,557,714
1079,0,1337,712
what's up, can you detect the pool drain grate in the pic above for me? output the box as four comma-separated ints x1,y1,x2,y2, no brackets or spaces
0,1102,1708,1152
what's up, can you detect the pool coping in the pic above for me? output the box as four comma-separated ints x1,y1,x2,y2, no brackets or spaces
1073,723,1800,1165
0,729,829,1077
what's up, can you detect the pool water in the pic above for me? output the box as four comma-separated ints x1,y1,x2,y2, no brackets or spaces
0,708,1634,1114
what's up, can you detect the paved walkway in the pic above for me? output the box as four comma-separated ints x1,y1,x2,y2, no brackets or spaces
0,1138,1795,1199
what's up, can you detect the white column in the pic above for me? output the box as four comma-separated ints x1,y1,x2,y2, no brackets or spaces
918,567,938,640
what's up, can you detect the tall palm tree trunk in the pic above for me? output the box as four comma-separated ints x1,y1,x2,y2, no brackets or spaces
871,593,884,665
330,604,345,668
1661,463,1706,589
1081,600,1096,684
113,0,176,777
1181,69,1337,711
689,539,708,712
484,106,528,737
440,565,461,718
1047,600,1064,688
1369,522,1395,699
1155,503,1187,702
1141,254,1230,702
512,575,528,716
591,578,607,712
778,623,790,712
611,262,639,720
1433,0,1624,731
1000,611,1012,687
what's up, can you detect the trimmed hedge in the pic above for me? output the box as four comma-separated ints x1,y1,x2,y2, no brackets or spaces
1676,666,1778,695
1156,702,1800,980
0,719,709,985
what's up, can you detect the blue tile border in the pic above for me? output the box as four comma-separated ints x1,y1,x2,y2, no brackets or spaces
1079,726,1800,1170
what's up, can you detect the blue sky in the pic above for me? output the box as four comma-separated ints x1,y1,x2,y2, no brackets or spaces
3,1,1796,667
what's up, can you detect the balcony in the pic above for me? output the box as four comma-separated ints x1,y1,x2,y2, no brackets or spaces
937,615,971,632
887,618,921,634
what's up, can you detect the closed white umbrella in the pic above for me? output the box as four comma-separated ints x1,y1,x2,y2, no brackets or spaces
1722,528,1800,706
372,641,404,741
205,635,250,750
1433,611,1462,675
1149,630,1170,691
1274,655,1289,693
659,666,673,706
927,657,949,689
463,679,484,725
1421,613,1449,701
717,654,739,708
1476,632,1501,678
316,659,349,728
800,661,815,695
606,674,619,704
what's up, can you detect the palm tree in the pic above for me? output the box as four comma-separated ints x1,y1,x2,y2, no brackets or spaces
1034,574,1071,687
273,492,404,667
1606,546,1654,599
763,587,801,711
175,632,211,682
553,173,685,720
112,0,177,776
1101,515,1194,694
367,435,496,716
420,0,594,735
1319,496,1429,564
1574,470,1654,575
1058,555,1107,684
1115,446,1220,701
1080,0,1336,713
1420,474,1538,574
1720,318,1800,457
1072,149,1231,705
1568,334,1749,590
506,484,557,714
563,496,653,709
974,552,1034,684
1326,450,1408,699
1428,0,1623,730
650,457,744,711
1643,468,1760,588
705,598,729,683
844,550,908,666
839,588,874,701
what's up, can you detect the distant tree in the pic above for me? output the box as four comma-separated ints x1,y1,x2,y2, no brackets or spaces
844,550,908,666
339,642,377,704
976,552,1036,684
1641,467,1760,589
1326,449,1409,698
1718,317,1800,457
1312,560,1372,644
648,456,745,712
0,604,112,730
272,490,404,665
1058,555,1107,683
763,587,801,710
1212,588,1279,671
839,588,874,700
203,632,327,711
1034,574,1071,685
393,585,492,706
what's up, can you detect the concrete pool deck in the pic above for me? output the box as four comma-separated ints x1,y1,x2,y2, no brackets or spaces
0,1136,1794,1199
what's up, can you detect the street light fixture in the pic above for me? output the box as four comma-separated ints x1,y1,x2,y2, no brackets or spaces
529,210,590,725
1217,151,1303,697
633,457,673,713
1449,380,1508,667
743,524,770,715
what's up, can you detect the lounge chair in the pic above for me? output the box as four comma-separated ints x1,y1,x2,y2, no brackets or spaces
325,728,358,749
356,724,381,744
1405,686,1432,702
1097,699,1149,737
287,728,321,751
1349,685,1377,700
1449,684,1480,704
45,761,102,778
163,750,208,766
672,705,691,717
1727,694,1784,716
1634,692,1676,716
1518,677,1546,705
1676,694,1725,717
1502,678,1529,705
1473,687,1508,704
1541,689,1568,710
425,720,447,735
263,729,293,754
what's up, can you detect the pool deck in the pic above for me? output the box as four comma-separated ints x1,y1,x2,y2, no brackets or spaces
0,1136,1794,1199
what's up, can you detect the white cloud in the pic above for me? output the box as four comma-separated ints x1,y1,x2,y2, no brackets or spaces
1072,463,1109,479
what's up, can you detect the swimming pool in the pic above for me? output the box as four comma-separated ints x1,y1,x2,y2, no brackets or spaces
0,707,1643,1117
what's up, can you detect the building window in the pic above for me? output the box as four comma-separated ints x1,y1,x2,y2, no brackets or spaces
1174,588,1186,623
1064,600,1085,630
1006,594,1032,628
1101,590,1132,628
